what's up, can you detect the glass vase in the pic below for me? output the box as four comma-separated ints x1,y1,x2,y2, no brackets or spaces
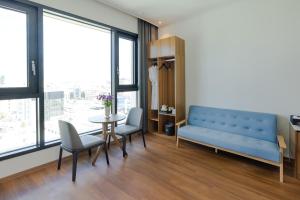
105,106,111,119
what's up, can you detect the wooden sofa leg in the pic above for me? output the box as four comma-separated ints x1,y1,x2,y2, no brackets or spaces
280,164,283,183
176,138,180,148
280,149,284,183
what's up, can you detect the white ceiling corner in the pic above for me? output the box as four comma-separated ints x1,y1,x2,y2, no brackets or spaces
94,0,236,27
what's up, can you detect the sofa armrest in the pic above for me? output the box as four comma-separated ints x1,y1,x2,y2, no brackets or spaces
277,135,286,149
176,120,186,128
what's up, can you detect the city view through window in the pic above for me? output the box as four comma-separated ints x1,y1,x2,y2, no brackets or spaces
43,13,137,142
0,9,138,154
43,13,112,142
0,99,36,154
0,7,36,154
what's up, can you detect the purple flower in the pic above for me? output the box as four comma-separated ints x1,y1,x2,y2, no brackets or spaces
97,93,113,107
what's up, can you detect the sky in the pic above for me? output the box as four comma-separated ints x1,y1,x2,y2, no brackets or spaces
0,7,27,87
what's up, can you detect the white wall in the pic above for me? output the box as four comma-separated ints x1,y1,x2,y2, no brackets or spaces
30,0,137,33
0,0,137,179
160,0,300,157
0,146,65,179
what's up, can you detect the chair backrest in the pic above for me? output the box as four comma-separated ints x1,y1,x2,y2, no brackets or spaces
58,120,83,150
126,107,143,129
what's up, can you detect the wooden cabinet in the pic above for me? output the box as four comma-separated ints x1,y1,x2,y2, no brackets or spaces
147,36,185,139
148,37,176,58
148,40,159,59
159,37,175,57
289,122,300,179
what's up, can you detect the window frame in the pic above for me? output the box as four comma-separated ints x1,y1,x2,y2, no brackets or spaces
113,31,139,117
0,0,40,157
114,31,138,92
0,0,139,161
0,0,38,98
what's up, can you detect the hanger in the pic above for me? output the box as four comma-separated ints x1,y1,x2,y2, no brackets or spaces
159,62,171,70
151,60,158,67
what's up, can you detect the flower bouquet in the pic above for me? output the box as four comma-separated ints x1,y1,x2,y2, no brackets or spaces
97,93,113,118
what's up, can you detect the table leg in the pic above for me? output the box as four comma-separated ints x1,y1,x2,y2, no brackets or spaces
92,122,108,165
110,122,128,158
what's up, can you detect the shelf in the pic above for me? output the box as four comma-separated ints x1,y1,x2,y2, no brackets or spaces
162,58,175,62
151,132,176,140
159,112,175,117
149,118,159,122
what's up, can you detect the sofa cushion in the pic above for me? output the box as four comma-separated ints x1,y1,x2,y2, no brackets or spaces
188,106,277,143
178,125,280,162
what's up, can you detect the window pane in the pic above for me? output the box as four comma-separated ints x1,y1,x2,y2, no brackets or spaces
117,91,137,124
119,38,134,85
0,7,27,88
0,99,36,154
43,13,111,142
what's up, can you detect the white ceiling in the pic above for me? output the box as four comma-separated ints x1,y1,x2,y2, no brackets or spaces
95,0,234,27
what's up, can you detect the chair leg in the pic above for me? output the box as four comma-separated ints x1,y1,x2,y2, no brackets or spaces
104,144,109,165
108,135,111,150
57,146,63,170
122,136,127,158
141,131,146,148
88,148,92,157
129,135,132,143
72,152,78,182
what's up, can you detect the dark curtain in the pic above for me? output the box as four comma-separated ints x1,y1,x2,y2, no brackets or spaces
138,19,158,133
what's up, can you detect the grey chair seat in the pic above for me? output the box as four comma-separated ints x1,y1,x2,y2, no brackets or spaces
115,125,140,136
80,135,105,149
57,120,109,182
108,108,146,155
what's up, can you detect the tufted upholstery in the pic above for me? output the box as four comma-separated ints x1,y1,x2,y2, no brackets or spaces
178,106,281,163
187,106,277,143
178,125,280,162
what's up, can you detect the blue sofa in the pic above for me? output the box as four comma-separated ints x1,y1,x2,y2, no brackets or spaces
176,106,286,182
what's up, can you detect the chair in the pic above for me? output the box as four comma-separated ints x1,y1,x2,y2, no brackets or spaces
108,108,145,155
57,120,109,182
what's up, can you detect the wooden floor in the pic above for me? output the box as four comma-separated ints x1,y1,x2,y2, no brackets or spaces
1,134,300,200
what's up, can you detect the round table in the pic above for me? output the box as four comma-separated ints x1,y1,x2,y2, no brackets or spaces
89,114,126,165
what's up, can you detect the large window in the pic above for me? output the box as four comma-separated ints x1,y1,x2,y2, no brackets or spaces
0,0,138,159
0,7,27,88
116,33,138,91
0,2,37,95
43,13,111,142
115,33,138,119
0,1,38,155
118,38,134,85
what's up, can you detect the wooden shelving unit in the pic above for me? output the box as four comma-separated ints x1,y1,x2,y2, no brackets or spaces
147,36,185,139
159,112,176,117
149,118,159,122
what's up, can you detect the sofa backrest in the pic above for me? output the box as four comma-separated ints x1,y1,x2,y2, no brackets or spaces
187,106,277,143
